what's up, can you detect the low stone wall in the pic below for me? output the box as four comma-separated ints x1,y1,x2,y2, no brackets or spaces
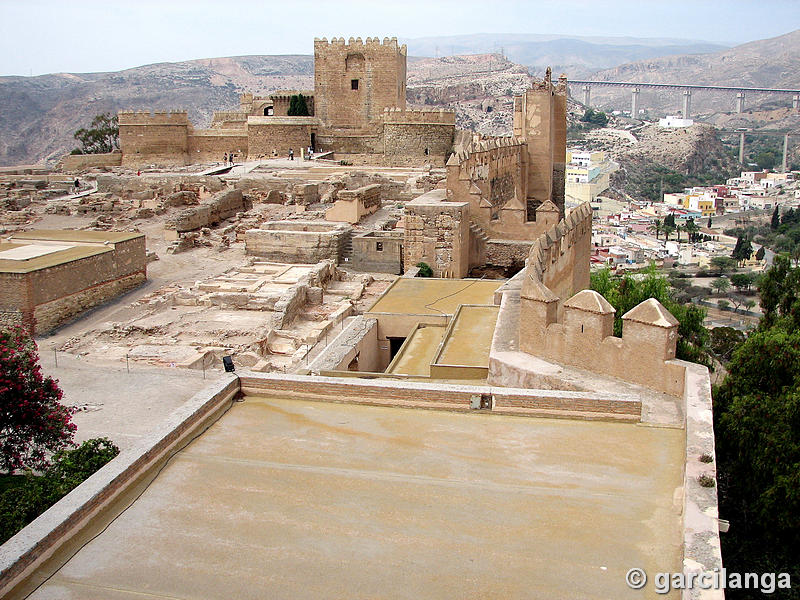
325,183,380,224
307,316,381,372
165,189,246,236
485,239,532,269
60,152,122,172
0,375,239,599
238,372,641,420
245,221,351,264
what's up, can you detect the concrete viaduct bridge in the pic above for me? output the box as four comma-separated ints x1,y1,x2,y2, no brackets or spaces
570,80,800,120
570,81,800,166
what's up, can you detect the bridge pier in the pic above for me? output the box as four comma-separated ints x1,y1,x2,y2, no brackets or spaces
783,134,790,172
736,92,745,113
794,95,799,111
682,90,692,119
631,87,640,119
582,85,591,107
739,132,746,164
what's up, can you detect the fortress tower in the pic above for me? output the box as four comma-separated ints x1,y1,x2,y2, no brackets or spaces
314,37,407,130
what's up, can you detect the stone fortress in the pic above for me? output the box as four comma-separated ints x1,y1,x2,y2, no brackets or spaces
119,37,455,168
0,34,723,600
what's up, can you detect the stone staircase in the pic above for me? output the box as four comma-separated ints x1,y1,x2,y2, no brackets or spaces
469,220,490,245
339,230,354,264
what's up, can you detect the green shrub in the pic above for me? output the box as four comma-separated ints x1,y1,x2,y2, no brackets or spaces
416,262,433,277
0,438,119,544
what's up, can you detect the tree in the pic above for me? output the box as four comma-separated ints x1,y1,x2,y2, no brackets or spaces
590,266,710,366
730,272,755,292
287,94,310,116
73,113,119,154
758,254,800,330
0,327,76,472
713,327,800,582
731,236,753,262
717,298,730,311
755,246,766,261
579,108,608,127
664,213,676,229
707,216,712,229
711,277,731,295
675,223,684,243
771,204,781,231
754,150,777,171
685,218,699,243
709,326,745,363
710,256,737,274
647,218,662,240
744,299,756,312
0,437,119,544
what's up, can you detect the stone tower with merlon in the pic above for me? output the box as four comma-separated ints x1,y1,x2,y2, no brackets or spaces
314,37,407,129
512,68,568,220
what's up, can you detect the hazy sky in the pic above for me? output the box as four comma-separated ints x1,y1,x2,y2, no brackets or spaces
1,0,799,76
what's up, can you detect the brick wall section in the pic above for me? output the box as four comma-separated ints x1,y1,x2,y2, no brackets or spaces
0,235,146,334
187,131,248,163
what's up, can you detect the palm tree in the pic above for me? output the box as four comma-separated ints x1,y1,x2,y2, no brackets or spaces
648,218,663,240
675,223,684,243
685,219,699,243
663,224,675,241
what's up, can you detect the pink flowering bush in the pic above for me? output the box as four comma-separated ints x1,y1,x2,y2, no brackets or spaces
0,326,76,473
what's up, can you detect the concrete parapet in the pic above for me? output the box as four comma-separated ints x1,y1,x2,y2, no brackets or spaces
0,375,239,599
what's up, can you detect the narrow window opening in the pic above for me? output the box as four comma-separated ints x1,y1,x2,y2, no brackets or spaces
351,79,359,90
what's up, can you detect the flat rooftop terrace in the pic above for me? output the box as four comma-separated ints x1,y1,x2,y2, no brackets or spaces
29,396,683,599
366,278,502,316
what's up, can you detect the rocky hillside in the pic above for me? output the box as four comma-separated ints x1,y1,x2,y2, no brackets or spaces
405,33,726,80
0,56,314,167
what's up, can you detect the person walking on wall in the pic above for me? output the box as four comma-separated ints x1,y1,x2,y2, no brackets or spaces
289,148,294,161
73,178,80,193
223,152,227,165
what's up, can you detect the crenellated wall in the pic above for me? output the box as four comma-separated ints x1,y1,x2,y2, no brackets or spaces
119,111,190,166
500,201,687,397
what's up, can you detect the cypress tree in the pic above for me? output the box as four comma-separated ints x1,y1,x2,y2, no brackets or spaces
771,204,780,230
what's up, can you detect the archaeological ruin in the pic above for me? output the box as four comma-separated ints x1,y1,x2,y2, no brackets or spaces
0,33,722,600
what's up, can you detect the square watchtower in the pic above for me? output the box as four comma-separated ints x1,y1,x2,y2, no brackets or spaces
314,36,407,130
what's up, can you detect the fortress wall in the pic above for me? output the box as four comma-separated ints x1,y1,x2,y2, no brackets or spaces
60,152,122,172
247,120,314,158
383,121,453,167
446,137,530,232
187,130,249,163
119,111,190,167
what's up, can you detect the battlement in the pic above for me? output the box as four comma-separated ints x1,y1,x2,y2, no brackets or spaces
118,110,189,125
382,107,455,124
515,202,685,396
447,134,526,165
314,36,407,54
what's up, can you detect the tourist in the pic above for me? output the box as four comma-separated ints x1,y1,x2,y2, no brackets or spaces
223,152,227,165
73,178,80,193
289,148,294,161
